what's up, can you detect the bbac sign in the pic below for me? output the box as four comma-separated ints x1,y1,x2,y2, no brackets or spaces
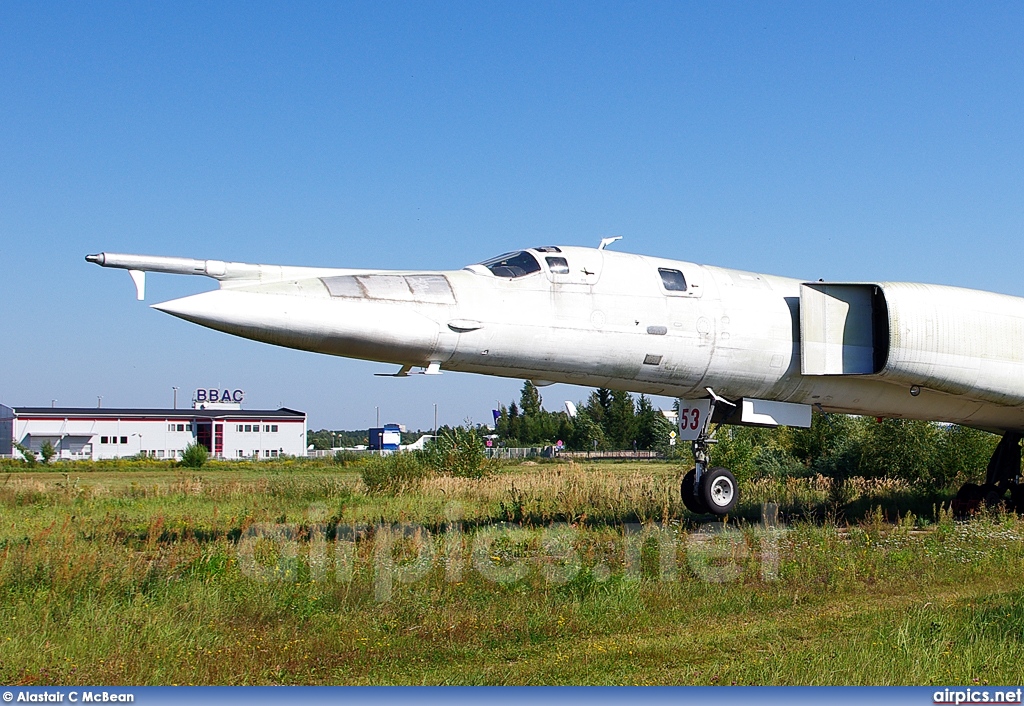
196,389,244,403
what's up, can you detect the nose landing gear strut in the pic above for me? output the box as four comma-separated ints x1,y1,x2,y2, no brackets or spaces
680,390,739,517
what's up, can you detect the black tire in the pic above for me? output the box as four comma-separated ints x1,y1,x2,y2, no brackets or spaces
700,466,739,516
1011,484,1024,515
681,469,710,515
980,483,1008,510
952,482,983,518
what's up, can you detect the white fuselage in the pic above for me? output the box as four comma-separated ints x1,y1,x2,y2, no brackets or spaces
93,246,1024,433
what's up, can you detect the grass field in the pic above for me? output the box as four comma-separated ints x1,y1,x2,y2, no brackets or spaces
2,460,1023,685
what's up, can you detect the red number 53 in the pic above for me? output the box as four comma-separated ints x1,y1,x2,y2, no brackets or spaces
680,409,701,430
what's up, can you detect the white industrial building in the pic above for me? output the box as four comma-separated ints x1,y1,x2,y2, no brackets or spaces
0,403,307,461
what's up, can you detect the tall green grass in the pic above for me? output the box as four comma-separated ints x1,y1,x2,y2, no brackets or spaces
1,464,1023,685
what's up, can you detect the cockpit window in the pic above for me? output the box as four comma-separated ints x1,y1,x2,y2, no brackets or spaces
546,256,569,274
659,268,687,291
480,251,542,278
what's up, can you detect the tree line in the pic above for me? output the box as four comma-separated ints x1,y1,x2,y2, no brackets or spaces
494,382,1002,491
494,381,674,451
710,413,998,491
305,380,1005,493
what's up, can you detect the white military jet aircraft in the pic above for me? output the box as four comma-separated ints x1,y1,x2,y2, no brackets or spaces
87,242,1024,516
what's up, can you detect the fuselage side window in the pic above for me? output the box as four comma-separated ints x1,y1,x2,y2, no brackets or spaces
659,268,687,292
546,256,569,275
480,251,542,278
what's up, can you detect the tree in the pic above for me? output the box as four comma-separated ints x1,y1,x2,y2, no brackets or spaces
495,382,570,446
39,440,57,465
604,389,638,449
520,381,543,418
585,388,613,428
307,429,335,450
933,425,999,490
498,402,523,443
859,418,942,486
711,425,794,481
565,408,606,451
786,411,862,481
634,395,672,450
13,442,36,467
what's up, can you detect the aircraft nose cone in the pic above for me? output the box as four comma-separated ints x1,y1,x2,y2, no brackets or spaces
151,291,226,327
152,287,445,363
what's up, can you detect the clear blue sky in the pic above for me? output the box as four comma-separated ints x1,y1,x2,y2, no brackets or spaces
2,2,1022,431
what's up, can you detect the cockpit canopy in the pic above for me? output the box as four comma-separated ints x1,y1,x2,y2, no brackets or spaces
477,251,542,278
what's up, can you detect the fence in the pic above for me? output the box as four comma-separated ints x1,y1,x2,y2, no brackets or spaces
307,448,375,459
485,447,666,461
308,447,667,461
558,450,665,460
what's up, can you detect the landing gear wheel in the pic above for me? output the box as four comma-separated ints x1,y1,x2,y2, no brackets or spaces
952,482,984,518
700,466,738,516
681,469,710,514
981,483,1007,510
1011,484,1024,515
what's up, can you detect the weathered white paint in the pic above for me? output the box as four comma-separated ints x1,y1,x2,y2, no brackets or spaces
740,398,813,428
800,284,876,375
89,245,1024,433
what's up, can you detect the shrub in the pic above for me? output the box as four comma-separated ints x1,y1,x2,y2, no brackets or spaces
179,443,208,469
421,427,488,478
333,450,364,467
710,426,794,481
933,425,999,490
361,452,432,493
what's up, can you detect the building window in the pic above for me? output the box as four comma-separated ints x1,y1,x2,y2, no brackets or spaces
185,423,192,432
101,436,109,444
271,425,278,432
120,436,127,444
238,450,244,457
